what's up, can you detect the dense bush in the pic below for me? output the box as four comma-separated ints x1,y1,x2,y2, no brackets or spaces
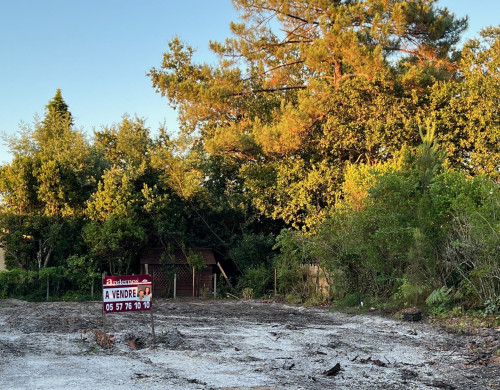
237,264,273,298
272,133,500,312
0,266,100,301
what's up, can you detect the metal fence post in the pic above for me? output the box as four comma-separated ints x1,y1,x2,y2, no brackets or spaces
173,273,177,299
213,273,217,297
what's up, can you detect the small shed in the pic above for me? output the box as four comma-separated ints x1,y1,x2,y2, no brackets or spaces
140,247,216,298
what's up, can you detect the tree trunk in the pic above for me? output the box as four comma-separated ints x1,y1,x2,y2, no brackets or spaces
334,59,343,89
42,246,53,268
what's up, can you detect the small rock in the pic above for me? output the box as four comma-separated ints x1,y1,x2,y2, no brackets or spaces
402,308,422,322
323,362,341,376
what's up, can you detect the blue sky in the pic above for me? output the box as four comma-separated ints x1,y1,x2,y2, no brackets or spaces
0,0,499,164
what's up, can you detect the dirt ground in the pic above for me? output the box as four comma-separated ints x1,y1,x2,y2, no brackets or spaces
0,298,498,390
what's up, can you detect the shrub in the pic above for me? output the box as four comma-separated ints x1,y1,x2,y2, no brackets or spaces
237,265,272,298
425,286,453,314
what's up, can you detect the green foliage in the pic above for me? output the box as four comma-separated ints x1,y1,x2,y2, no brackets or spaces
0,267,70,301
439,179,500,308
0,269,28,298
59,290,95,302
426,286,453,314
94,115,152,178
0,3,498,308
334,292,365,309
82,216,146,275
64,255,100,292
2,269,97,301
0,90,100,274
483,297,500,317
229,233,275,272
43,88,73,128
395,277,431,307
0,155,39,215
149,0,467,229
83,164,148,275
429,27,500,180
273,229,317,300
186,249,206,273
242,287,254,300
237,264,273,298
425,286,452,306
279,127,500,310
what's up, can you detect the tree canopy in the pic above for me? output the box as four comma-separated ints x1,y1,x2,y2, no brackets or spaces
0,1,498,310
149,0,471,227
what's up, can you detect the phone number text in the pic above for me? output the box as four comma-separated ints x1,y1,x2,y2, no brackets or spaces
103,301,151,313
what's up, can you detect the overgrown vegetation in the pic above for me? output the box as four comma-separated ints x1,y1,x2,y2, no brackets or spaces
0,1,498,318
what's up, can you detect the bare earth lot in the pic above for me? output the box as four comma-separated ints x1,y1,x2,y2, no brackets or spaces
0,299,498,389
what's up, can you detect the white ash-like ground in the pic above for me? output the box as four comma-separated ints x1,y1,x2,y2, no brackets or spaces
0,299,498,389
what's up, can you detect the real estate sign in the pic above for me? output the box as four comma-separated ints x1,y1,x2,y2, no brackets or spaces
102,274,152,313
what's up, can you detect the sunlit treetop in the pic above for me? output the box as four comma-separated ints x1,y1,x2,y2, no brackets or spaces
150,0,467,158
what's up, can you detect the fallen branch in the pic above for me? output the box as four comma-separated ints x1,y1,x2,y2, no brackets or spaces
226,293,240,300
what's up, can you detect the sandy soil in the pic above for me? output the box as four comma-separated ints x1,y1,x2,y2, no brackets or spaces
0,298,498,389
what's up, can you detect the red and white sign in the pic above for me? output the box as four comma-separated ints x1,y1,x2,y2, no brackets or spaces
102,274,152,313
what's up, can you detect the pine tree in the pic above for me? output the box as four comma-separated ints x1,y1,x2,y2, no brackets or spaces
149,0,467,227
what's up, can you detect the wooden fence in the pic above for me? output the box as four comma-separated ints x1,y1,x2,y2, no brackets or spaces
303,263,331,298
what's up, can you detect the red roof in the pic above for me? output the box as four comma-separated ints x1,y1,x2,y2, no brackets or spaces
140,247,216,265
